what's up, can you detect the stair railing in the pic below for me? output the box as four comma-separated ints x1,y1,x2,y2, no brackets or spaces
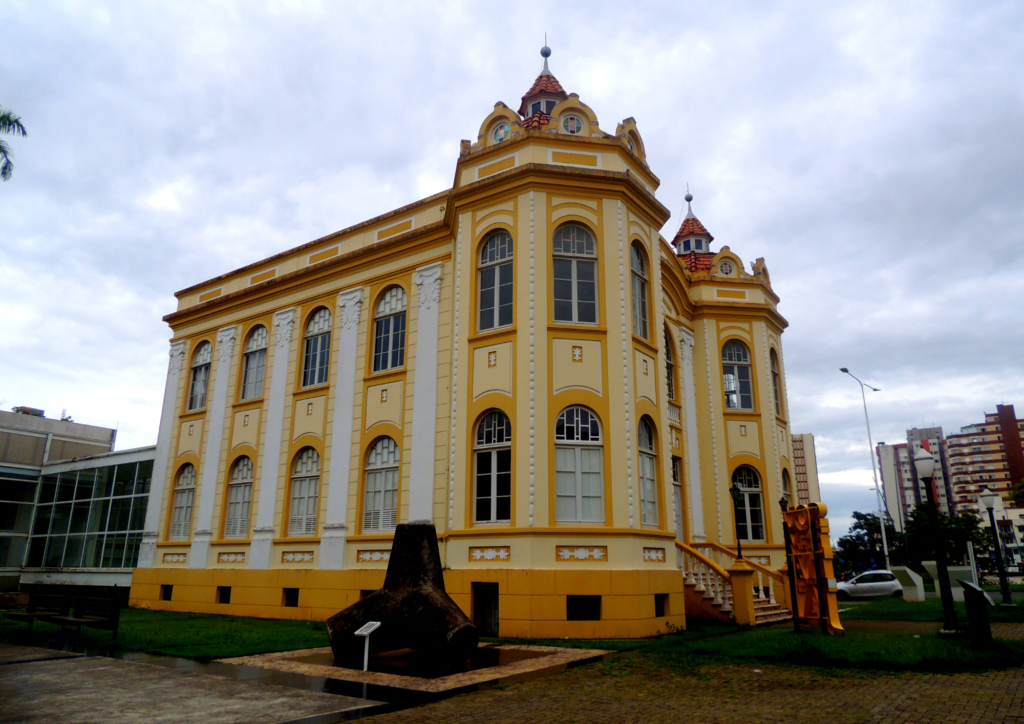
675,541,733,613
694,542,785,607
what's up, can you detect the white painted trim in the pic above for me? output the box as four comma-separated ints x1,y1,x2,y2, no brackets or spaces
321,287,363,570
139,340,188,568
677,327,705,542
409,262,444,522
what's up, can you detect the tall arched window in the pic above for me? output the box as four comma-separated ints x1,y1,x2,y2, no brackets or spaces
781,468,792,508
630,242,649,339
364,437,399,531
373,287,407,372
288,448,320,535
224,456,253,538
554,406,604,523
169,464,196,539
638,417,658,526
732,466,764,541
552,224,597,324
478,231,513,331
722,341,753,410
240,325,268,400
475,411,512,523
302,308,331,387
771,350,783,417
664,329,676,401
187,342,212,410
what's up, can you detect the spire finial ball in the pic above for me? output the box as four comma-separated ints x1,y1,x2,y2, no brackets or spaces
541,45,551,58
685,192,693,203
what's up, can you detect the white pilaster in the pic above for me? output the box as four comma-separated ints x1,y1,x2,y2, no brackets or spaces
189,325,238,569
408,262,443,522
250,308,296,569
320,288,363,569
678,328,705,542
138,340,188,568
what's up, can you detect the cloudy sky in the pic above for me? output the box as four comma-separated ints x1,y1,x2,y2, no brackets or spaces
2,1,1023,538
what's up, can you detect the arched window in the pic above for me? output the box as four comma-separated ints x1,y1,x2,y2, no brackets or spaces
478,231,513,331
771,350,783,417
554,406,604,523
630,242,649,339
782,469,792,508
552,224,597,324
373,287,407,372
638,417,658,526
224,456,253,538
302,308,331,387
722,341,753,410
288,448,320,535
732,466,764,541
664,330,676,401
169,464,196,539
364,437,399,531
475,411,512,523
187,342,212,410
240,326,268,400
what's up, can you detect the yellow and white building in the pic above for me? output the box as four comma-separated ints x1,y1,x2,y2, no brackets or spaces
130,48,796,638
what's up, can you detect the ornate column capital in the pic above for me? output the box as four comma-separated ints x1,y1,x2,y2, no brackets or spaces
677,326,695,365
273,308,297,350
337,287,364,330
216,325,239,364
414,262,444,311
168,340,188,374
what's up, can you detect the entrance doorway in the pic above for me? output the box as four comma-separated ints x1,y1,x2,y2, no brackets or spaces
472,582,499,637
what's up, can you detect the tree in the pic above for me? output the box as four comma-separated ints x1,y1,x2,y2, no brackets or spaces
834,511,902,579
0,106,27,181
904,502,992,568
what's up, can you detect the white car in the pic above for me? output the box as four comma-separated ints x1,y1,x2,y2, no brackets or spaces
836,570,903,600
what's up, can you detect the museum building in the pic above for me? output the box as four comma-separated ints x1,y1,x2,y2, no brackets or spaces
130,49,797,637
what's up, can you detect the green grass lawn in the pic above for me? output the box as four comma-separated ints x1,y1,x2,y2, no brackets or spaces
839,596,1024,623
0,607,329,660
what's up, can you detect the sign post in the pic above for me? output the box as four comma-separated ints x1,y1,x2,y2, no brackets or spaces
354,621,381,672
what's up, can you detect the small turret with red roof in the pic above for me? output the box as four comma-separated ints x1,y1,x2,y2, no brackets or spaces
518,45,568,128
671,190,716,270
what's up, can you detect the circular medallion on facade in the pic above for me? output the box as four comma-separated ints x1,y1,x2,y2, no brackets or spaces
493,122,510,143
719,260,734,275
562,115,583,135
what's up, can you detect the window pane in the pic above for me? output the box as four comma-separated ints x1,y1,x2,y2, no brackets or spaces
32,505,52,536
64,535,85,567
373,317,391,371
738,367,753,409
55,473,76,502
113,464,135,497
75,470,97,500
390,313,406,369
82,534,103,567
51,504,72,535
39,474,58,504
135,460,153,496
88,499,110,533
44,536,66,566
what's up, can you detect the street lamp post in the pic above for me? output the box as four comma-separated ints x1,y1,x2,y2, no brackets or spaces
980,488,1014,605
839,368,891,570
729,482,745,560
914,448,958,633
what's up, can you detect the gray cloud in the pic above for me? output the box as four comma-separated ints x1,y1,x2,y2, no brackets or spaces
2,1,1023,538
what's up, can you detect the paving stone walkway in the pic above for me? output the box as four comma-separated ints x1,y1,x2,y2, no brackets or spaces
367,656,1024,724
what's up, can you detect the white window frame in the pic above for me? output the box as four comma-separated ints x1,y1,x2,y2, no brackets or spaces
630,243,649,340
474,411,512,524
373,287,407,373
722,341,754,411
187,342,212,411
638,418,658,527
302,309,331,388
665,331,676,401
169,464,196,540
552,224,598,325
554,407,604,524
288,448,320,536
478,231,514,332
240,326,268,400
732,466,765,542
771,350,782,417
224,456,253,538
363,437,399,532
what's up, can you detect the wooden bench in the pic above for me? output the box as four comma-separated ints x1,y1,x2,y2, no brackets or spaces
2,592,71,632
48,594,122,641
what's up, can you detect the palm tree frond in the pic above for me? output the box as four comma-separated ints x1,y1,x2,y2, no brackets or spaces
0,108,27,137
0,138,13,181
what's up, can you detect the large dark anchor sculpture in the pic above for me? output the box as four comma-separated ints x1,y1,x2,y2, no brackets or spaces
326,521,478,669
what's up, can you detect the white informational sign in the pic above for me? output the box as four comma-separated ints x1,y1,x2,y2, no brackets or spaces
355,621,381,637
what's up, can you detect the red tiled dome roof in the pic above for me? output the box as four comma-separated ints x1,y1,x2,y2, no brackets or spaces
518,73,568,116
680,251,717,271
671,216,714,246
521,112,552,129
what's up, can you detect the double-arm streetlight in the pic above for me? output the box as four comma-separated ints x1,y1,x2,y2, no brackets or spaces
840,368,890,570
980,488,1014,605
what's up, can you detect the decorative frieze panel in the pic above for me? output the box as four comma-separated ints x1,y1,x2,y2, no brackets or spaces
365,381,404,431
642,547,666,562
163,553,187,564
552,339,602,395
556,546,607,562
282,551,314,563
176,419,203,458
472,343,512,399
217,552,245,563
469,546,511,562
357,550,391,563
